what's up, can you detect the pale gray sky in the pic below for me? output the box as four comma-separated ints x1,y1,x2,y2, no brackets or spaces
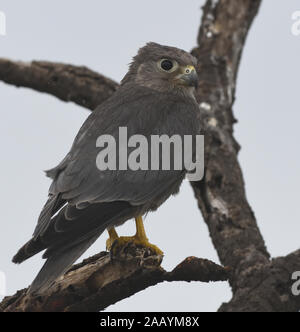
0,0,299,312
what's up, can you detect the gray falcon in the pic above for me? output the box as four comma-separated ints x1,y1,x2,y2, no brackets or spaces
13,42,201,293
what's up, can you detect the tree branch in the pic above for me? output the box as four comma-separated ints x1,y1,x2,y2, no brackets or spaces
0,0,299,312
219,249,300,312
190,0,300,312
0,245,228,312
0,59,118,110
191,0,268,288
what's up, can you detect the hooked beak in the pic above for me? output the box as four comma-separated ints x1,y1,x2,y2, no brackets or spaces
174,65,198,88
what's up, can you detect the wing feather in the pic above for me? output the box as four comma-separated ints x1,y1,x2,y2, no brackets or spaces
49,84,199,208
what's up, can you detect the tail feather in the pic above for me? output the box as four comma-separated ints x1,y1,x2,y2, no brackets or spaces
13,200,137,293
28,232,102,294
12,194,65,264
12,238,45,264
33,194,66,238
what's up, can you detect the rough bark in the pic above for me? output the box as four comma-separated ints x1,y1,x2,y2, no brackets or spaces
219,249,300,312
0,246,228,312
0,59,118,110
0,0,299,312
190,0,300,312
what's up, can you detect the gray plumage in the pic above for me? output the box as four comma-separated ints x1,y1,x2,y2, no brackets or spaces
13,42,201,293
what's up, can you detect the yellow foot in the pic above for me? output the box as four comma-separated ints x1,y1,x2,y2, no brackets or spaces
106,217,163,257
110,236,164,256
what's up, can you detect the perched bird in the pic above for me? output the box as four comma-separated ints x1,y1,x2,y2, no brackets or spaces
13,42,201,293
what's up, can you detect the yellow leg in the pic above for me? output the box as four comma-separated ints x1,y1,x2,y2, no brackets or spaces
106,217,163,255
135,216,148,241
106,227,119,251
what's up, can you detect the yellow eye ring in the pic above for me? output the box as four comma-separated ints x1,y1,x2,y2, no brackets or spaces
184,65,195,75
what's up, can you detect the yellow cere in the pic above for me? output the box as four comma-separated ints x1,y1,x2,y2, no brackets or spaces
184,65,196,74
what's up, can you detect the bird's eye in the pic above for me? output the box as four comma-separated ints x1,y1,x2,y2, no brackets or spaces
161,59,173,71
158,59,177,72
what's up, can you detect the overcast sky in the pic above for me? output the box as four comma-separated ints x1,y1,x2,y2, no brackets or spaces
0,0,299,312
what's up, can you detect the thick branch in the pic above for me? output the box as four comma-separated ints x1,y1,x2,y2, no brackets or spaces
192,0,268,279
219,249,300,312
0,0,299,312
0,59,118,110
190,0,300,312
0,246,228,312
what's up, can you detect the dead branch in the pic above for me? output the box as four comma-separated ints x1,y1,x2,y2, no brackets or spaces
0,245,228,312
0,0,299,312
191,0,300,311
0,59,118,110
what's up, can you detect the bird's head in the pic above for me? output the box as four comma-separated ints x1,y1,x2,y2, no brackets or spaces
121,42,198,94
